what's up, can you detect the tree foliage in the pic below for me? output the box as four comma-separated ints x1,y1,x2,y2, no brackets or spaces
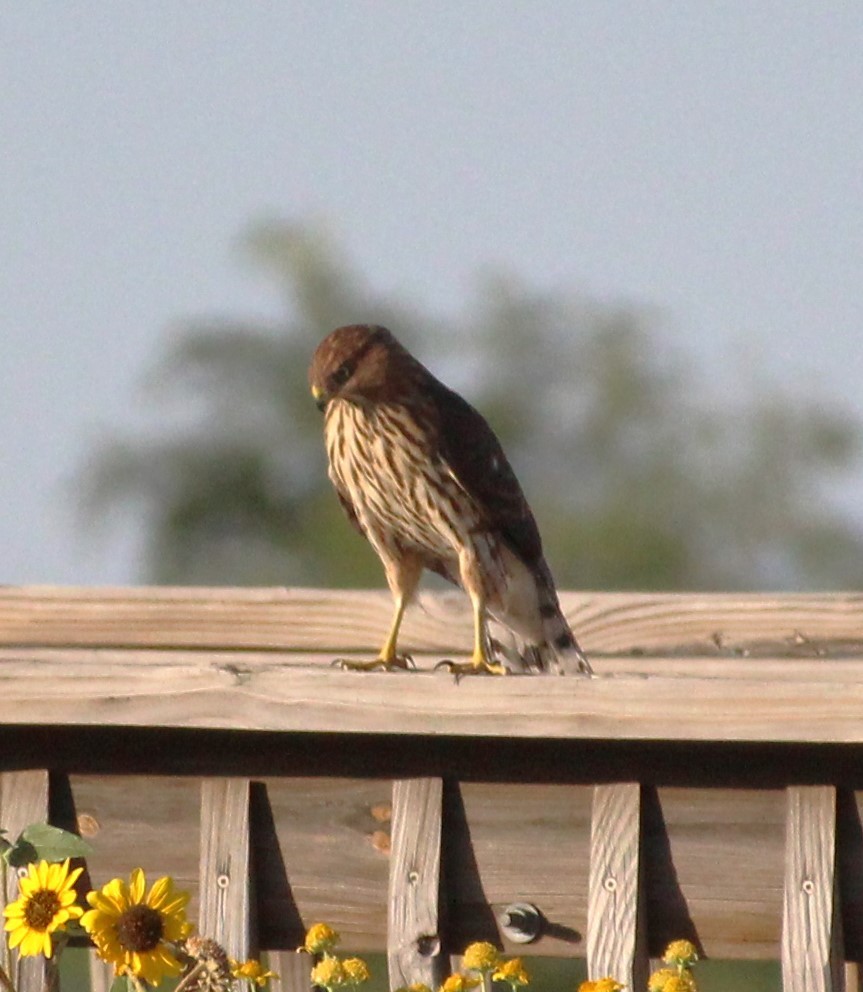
81,221,863,590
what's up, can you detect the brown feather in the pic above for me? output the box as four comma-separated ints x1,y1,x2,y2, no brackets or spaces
426,377,545,569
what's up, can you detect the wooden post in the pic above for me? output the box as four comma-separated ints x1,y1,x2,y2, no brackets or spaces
199,778,254,961
782,785,844,992
88,950,115,992
587,782,646,988
387,777,446,991
0,771,50,992
268,950,312,992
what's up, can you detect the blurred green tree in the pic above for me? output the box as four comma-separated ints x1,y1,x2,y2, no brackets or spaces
81,221,863,590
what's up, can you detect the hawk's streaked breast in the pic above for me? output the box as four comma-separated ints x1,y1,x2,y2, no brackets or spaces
324,398,486,565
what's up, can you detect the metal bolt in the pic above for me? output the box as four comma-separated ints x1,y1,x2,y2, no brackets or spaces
499,902,543,944
217,873,230,889
604,875,618,892
802,878,815,895
416,934,441,957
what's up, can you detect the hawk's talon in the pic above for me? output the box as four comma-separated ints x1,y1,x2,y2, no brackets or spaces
331,654,415,672
434,657,508,677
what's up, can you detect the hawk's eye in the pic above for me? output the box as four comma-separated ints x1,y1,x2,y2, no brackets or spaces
330,362,353,389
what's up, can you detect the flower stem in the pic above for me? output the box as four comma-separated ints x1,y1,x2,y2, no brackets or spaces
0,964,14,992
174,961,205,992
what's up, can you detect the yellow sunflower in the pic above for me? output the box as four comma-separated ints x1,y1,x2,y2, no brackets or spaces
2,858,83,957
81,868,192,986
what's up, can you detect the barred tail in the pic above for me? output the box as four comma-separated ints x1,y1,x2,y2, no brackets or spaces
536,571,593,676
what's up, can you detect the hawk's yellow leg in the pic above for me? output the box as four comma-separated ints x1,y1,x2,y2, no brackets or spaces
333,593,414,672
438,590,507,677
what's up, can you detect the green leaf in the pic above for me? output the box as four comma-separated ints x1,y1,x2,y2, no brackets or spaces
17,823,93,862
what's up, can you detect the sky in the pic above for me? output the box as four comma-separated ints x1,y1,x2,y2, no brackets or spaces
3,2,863,586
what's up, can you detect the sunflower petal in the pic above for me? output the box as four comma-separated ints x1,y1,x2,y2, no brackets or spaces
129,868,146,904
146,875,172,908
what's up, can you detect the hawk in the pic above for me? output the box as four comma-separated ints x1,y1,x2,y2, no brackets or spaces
308,324,592,676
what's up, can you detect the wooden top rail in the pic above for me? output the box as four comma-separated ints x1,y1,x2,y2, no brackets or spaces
2,588,863,991
1,587,862,743
2,585,862,654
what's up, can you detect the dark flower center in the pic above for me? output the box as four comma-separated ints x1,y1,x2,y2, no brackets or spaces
24,890,61,931
116,904,164,953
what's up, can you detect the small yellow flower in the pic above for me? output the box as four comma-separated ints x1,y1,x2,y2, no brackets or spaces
311,956,347,989
439,975,480,992
304,921,340,955
662,977,696,992
493,956,530,986
663,940,698,968
578,980,623,992
648,970,677,992
577,982,596,992
648,969,696,992
461,941,500,972
231,956,278,986
81,868,192,986
342,956,371,984
2,859,83,958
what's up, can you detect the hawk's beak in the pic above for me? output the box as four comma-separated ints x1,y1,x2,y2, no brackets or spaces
311,385,328,412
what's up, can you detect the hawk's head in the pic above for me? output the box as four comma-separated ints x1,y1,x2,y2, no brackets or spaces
309,324,403,410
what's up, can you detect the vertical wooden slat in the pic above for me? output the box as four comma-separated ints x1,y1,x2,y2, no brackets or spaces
269,950,312,992
587,782,646,989
387,777,446,991
88,949,115,992
0,771,50,992
199,778,253,961
782,785,844,992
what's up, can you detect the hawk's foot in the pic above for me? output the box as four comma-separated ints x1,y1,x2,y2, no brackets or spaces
434,654,508,677
331,654,415,672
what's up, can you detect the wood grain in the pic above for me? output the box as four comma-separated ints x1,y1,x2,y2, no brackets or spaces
87,950,114,992
587,783,646,987
44,775,819,960
268,950,311,992
2,588,863,974
9,646,863,680
199,779,253,960
1,586,861,655
0,771,50,992
782,786,843,991
4,657,863,743
387,778,445,990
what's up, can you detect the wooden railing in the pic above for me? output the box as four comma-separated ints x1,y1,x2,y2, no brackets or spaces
1,586,862,991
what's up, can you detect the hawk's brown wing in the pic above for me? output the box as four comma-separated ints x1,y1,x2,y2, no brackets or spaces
428,379,545,568
333,483,366,539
